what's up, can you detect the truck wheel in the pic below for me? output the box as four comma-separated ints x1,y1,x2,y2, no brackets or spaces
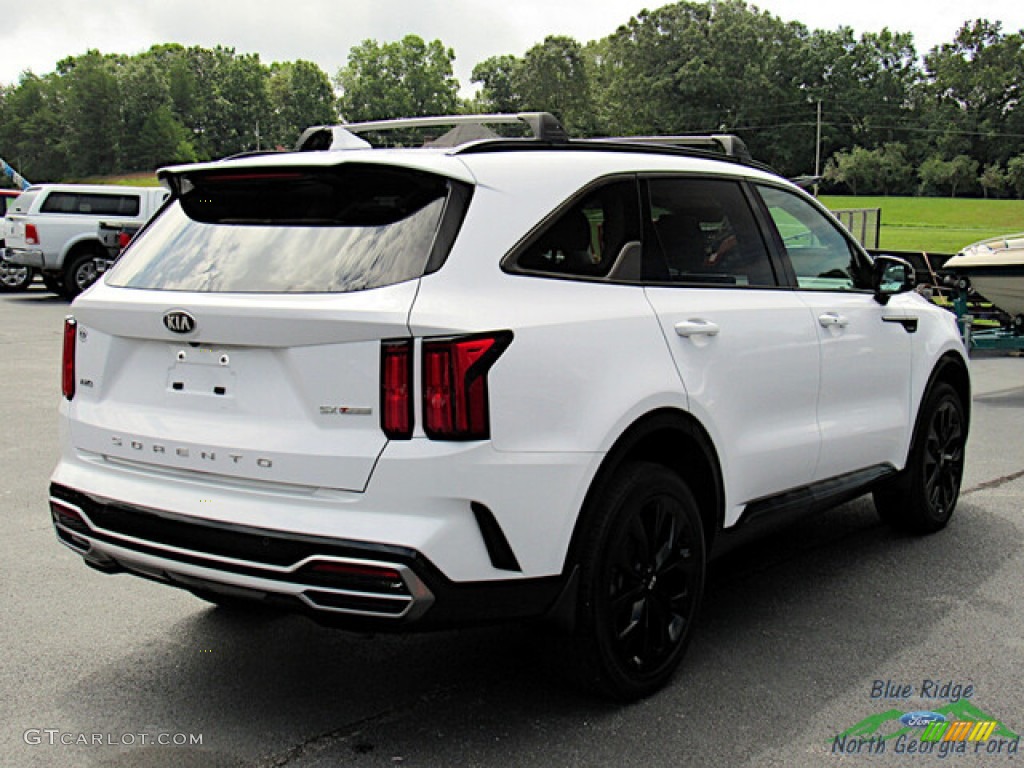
0,261,33,292
63,246,106,299
568,461,706,700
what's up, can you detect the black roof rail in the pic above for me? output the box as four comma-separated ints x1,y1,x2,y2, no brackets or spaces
591,134,752,162
454,137,773,173
295,112,569,151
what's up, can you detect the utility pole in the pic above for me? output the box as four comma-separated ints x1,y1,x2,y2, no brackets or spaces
814,99,822,197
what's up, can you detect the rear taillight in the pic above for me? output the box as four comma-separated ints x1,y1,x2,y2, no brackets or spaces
381,339,413,439
423,332,512,441
25,223,39,245
117,231,133,250
62,316,77,401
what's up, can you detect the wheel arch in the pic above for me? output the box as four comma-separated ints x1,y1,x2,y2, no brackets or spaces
902,351,971,467
566,408,724,569
922,351,971,430
61,235,105,263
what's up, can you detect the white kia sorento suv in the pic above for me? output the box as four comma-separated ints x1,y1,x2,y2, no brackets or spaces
49,113,970,699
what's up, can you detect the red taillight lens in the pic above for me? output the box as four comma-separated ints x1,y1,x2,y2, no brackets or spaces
117,231,133,250
25,223,39,245
381,339,413,439
422,332,512,441
62,316,77,401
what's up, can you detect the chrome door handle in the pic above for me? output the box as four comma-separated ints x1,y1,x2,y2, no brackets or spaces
818,312,849,329
674,319,720,337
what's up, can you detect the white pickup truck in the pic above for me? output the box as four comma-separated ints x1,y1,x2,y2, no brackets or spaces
2,184,168,298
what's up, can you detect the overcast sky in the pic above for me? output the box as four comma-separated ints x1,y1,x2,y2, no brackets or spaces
2,0,1022,95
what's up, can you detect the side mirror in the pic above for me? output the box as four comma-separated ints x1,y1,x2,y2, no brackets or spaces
872,255,915,305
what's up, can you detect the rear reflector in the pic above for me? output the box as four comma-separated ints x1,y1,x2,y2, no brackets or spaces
303,560,407,592
381,339,413,439
62,316,77,401
422,332,512,441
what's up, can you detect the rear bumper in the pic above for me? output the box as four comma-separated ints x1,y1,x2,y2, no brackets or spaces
50,483,566,630
4,247,45,268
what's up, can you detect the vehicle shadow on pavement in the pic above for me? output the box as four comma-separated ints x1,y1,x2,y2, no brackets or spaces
62,495,1017,768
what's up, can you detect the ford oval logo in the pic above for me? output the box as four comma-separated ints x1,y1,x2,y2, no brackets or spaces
900,711,946,728
163,310,196,335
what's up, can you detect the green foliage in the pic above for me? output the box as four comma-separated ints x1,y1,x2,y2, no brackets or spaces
825,144,913,196
266,61,337,148
0,44,334,179
919,154,979,197
3,2,1024,194
980,162,1008,198
471,55,523,114
336,35,458,121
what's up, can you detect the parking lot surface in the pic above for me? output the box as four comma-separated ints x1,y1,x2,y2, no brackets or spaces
2,285,1022,767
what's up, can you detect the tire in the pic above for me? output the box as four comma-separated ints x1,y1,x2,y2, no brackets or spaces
63,246,106,299
42,273,64,295
0,260,33,292
873,382,966,534
569,461,706,700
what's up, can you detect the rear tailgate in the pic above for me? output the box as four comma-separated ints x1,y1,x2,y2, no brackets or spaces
68,288,416,491
64,159,473,492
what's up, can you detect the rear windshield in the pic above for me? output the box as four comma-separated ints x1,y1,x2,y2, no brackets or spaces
105,165,460,293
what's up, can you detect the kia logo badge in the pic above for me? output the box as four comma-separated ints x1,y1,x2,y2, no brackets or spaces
163,310,196,334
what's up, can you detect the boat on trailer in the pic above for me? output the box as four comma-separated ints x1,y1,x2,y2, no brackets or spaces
944,233,1024,323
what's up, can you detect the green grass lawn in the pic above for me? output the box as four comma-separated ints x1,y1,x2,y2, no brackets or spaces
820,196,1024,254
72,172,161,187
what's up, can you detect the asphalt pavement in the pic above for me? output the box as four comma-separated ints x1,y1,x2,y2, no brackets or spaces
2,284,1022,767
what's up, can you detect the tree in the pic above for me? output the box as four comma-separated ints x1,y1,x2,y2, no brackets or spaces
471,55,524,114
0,72,68,181
923,20,1024,167
979,162,1007,198
823,143,912,195
802,27,921,166
120,52,197,170
517,36,593,134
919,154,979,197
58,50,122,176
593,0,812,173
337,35,459,121
266,60,337,148
1007,155,1024,198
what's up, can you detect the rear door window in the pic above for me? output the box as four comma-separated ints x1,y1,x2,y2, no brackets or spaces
105,165,467,293
644,177,777,287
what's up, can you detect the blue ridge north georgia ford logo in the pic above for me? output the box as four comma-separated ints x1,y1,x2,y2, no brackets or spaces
163,310,196,334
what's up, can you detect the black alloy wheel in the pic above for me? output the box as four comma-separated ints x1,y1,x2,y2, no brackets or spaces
920,394,966,521
874,382,966,534
572,461,706,700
